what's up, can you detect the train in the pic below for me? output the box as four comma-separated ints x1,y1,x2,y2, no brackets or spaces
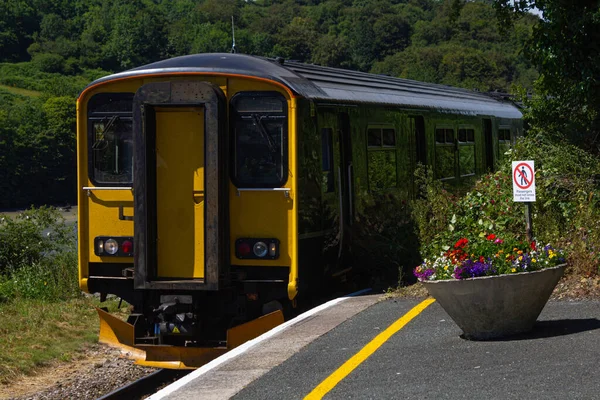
77,53,522,368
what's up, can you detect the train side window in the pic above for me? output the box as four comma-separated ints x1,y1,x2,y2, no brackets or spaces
498,127,512,162
87,92,134,185
368,128,382,147
321,128,334,193
435,128,455,180
231,92,288,188
382,128,396,147
458,128,475,177
367,126,397,191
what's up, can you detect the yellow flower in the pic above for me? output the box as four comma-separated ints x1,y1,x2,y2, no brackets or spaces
498,250,504,254
444,265,449,271
532,258,537,263
511,268,516,273
513,248,518,251
517,250,523,255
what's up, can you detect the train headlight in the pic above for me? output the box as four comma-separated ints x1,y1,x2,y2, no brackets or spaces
235,238,279,260
104,239,119,255
253,242,268,258
94,236,134,257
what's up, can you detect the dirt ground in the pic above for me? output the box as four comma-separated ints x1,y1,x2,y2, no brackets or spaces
0,345,153,400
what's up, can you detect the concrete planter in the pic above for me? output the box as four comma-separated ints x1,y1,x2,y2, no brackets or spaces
422,264,565,340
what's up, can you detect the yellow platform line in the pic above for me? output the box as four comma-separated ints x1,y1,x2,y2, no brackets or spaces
304,298,436,400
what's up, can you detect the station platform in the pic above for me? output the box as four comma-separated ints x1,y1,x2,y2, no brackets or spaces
148,294,600,400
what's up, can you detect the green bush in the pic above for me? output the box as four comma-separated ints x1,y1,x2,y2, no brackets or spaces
0,207,79,302
0,250,79,301
32,53,65,74
0,207,74,274
411,134,600,277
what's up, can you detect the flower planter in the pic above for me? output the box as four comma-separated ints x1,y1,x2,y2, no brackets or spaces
422,264,565,340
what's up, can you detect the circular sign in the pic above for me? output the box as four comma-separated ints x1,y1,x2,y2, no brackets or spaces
513,162,534,189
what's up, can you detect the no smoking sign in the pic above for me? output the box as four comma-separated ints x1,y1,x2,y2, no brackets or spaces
512,160,536,202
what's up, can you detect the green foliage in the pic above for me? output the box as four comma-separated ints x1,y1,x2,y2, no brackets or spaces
0,0,552,210
0,207,74,272
354,192,421,286
32,52,65,73
373,1,537,91
0,90,78,207
411,135,600,277
494,0,600,152
0,207,78,302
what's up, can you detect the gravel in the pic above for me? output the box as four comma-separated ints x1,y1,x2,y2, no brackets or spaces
9,345,155,400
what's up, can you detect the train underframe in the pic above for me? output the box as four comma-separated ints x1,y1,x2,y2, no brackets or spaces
88,266,289,368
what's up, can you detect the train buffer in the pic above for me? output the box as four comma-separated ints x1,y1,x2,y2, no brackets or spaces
148,295,600,400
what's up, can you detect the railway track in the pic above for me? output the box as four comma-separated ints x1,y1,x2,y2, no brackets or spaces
97,368,190,400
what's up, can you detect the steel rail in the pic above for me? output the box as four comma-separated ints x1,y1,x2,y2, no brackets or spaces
97,368,190,400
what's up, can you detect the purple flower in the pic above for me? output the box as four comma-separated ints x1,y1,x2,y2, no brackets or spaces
414,265,435,281
455,259,496,279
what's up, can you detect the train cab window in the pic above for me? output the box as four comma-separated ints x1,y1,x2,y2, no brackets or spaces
367,126,397,191
87,93,134,185
231,92,288,187
458,128,475,177
435,128,455,180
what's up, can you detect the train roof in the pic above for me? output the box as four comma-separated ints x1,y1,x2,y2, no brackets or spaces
83,53,522,119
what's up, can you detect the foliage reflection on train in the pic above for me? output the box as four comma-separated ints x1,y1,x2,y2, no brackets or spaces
76,53,522,367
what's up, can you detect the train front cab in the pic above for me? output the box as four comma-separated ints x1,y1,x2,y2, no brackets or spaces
77,75,297,367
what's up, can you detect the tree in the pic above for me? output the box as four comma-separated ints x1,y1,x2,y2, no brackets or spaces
494,0,600,150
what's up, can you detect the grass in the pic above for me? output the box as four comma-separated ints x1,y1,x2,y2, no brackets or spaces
0,296,126,384
0,84,42,98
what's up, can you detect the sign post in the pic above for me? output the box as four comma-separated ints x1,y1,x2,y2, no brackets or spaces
512,161,536,242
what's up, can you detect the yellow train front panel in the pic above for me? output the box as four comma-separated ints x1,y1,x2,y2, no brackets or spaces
78,74,297,298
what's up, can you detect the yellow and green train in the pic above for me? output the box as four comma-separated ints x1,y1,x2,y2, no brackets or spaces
77,53,522,367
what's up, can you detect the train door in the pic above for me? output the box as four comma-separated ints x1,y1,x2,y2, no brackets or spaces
483,118,494,171
409,116,426,195
336,112,353,265
319,110,354,272
132,81,227,291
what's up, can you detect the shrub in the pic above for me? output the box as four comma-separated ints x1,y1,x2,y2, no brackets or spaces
411,134,600,278
32,53,66,74
0,207,79,302
0,207,75,274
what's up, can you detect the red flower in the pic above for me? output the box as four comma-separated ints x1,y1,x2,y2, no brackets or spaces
531,241,537,251
454,238,468,249
486,234,496,241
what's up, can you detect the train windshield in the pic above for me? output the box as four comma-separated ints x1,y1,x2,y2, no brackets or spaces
87,93,134,185
231,92,288,187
